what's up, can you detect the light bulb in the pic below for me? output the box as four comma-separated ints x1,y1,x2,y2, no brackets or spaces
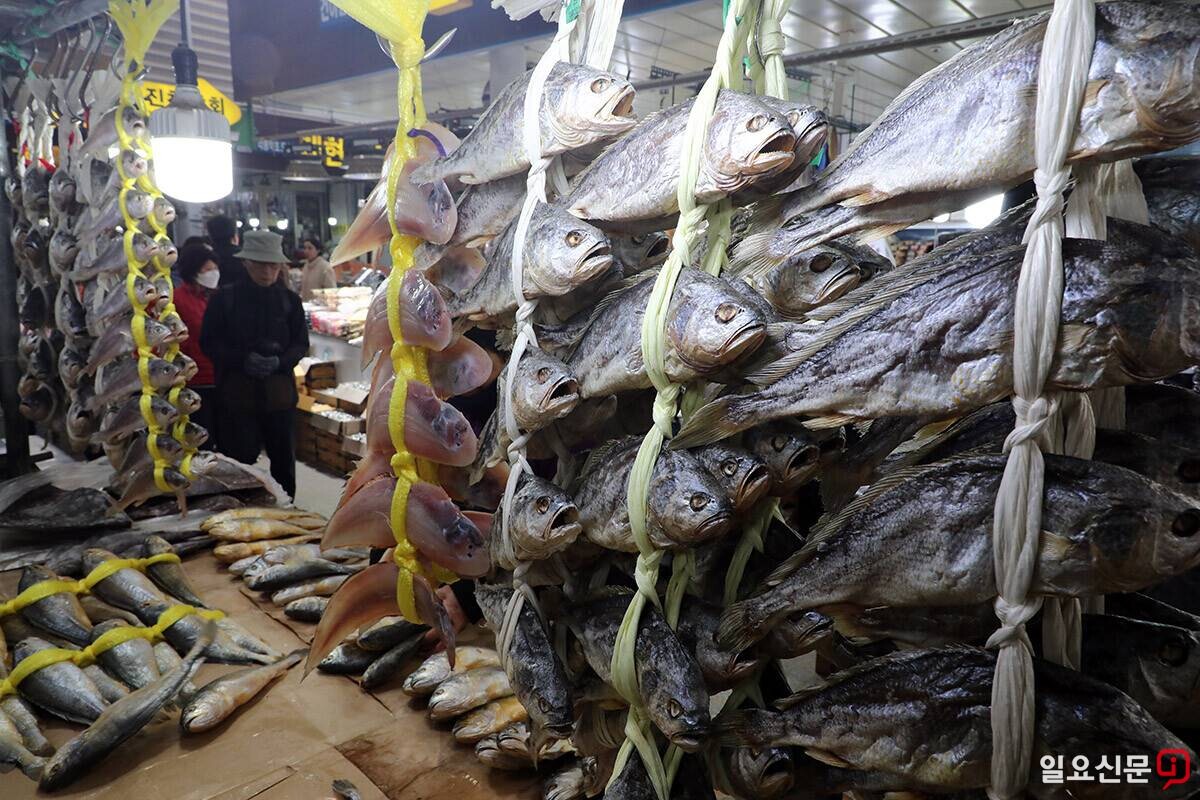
248,217,260,228
150,136,234,203
327,216,337,226
276,219,289,231
236,220,243,228
964,195,1003,229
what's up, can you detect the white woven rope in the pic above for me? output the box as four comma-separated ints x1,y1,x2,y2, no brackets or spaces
988,1,1095,798
494,0,625,740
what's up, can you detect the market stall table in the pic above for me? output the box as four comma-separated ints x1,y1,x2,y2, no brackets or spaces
0,551,537,800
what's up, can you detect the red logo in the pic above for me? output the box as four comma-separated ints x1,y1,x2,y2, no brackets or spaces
1158,749,1192,791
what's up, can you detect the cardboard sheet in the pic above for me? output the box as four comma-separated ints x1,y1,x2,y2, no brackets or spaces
0,552,541,800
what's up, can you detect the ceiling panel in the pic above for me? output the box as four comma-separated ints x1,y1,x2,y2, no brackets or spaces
255,0,1053,138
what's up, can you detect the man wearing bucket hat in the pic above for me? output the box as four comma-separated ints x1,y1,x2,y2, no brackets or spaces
200,230,309,498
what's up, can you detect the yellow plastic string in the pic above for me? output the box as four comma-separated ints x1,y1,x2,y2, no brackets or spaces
108,0,180,70
0,553,182,618
329,0,442,623
110,28,195,491
0,602,223,699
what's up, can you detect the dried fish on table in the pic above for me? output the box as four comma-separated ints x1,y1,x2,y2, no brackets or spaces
271,575,350,606
180,649,306,733
39,625,213,791
11,637,109,725
402,647,502,696
17,564,93,646
453,696,529,743
428,665,513,721
283,596,329,623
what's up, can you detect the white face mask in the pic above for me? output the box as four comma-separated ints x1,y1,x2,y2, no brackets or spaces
196,270,220,289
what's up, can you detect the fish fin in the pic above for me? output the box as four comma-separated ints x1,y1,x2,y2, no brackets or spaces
306,561,400,674
800,414,858,430
727,229,788,282
771,682,826,711
745,347,810,387
463,511,493,539
495,326,515,353
673,394,771,449
713,709,787,748
717,598,778,652
1038,530,1073,562
577,436,642,482
847,221,909,245
331,183,390,265
413,574,456,668
839,190,888,208
1084,78,1108,106
804,748,852,769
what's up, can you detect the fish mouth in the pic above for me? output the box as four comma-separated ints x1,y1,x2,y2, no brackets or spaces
695,510,734,541
734,464,772,512
577,243,613,281
645,236,670,265
781,445,821,489
746,130,797,176
794,118,829,161
815,266,862,306
757,752,796,797
538,376,580,421
724,653,765,683
720,321,768,365
602,84,637,123
546,505,582,546
668,729,708,752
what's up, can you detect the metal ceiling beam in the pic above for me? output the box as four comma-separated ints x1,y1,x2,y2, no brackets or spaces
631,5,1050,92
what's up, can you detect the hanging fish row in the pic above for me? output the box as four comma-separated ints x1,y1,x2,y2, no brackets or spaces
8,69,221,510
304,2,1200,798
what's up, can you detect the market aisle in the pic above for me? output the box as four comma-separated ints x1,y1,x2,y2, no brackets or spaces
253,453,345,519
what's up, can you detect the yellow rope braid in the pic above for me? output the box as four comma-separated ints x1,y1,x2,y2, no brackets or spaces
0,553,182,618
608,4,755,798
328,0,456,622
110,0,195,495
0,602,223,699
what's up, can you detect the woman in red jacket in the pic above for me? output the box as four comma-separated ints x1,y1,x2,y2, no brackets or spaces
173,242,221,449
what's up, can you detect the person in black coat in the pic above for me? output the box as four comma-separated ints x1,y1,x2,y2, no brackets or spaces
200,230,309,499
205,214,249,287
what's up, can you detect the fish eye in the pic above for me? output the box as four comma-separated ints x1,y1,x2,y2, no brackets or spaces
1172,510,1200,537
1179,460,1200,483
810,254,834,273
538,697,553,713
771,435,789,452
631,234,647,245
565,230,585,247
536,366,552,383
721,458,738,476
590,78,611,93
689,492,710,511
535,495,551,514
667,699,684,719
786,110,802,128
714,303,740,323
1160,635,1190,667
746,114,767,132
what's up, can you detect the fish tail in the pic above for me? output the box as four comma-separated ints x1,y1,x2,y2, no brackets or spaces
714,709,789,748
673,393,772,449
718,597,777,653
306,561,400,675
728,228,789,280
20,754,47,781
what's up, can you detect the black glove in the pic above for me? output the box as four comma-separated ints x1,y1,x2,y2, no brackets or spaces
244,352,279,378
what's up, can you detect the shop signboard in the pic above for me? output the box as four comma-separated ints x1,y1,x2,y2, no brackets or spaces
141,77,243,126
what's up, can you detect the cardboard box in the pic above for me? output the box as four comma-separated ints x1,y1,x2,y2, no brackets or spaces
342,433,367,458
311,388,340,408
331,384,370,416
294,357,337,390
